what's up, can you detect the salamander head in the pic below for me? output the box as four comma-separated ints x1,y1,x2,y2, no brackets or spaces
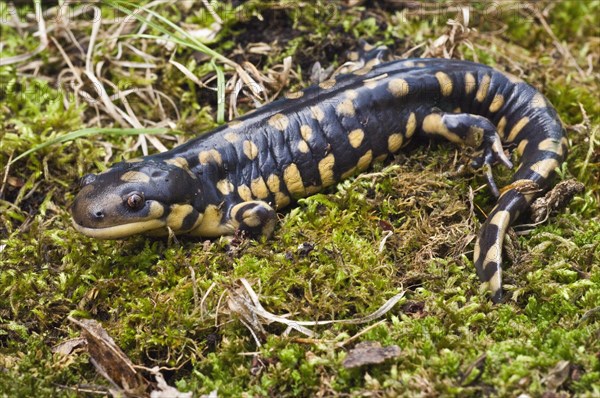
71,159,203,239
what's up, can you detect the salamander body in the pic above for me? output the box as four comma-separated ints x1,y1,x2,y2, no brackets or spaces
71,55,567,302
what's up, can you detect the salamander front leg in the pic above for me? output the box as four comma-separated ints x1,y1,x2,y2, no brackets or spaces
422,112,513,197
229,201,277,239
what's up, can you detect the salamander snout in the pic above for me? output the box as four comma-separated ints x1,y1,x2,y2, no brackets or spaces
79,173,97,187
71,159,202,239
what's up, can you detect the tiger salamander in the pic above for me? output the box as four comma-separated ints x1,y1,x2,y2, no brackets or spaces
71,53,567,302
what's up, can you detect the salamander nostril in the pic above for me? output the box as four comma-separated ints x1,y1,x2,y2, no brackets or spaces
80,173,97,187
93,211,104,219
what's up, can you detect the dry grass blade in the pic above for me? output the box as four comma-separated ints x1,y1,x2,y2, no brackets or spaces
226,279,405,339
169,59,209,89
211,59,226,123
0,1,48,66
7,127,168,166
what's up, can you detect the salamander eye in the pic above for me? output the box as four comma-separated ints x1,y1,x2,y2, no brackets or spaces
126,193,145,210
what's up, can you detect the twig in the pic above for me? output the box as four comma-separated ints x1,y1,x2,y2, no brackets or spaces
202,0,223,24
524,4,585,78
0,152,13,199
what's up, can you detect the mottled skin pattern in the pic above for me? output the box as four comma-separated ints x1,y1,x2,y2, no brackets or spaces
72,55,567,302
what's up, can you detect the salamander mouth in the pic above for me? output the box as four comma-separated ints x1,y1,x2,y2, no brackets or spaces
71,219,167,239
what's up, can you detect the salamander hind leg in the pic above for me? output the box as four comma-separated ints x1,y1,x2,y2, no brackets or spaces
342,40,391,75
422,112,513,197
229,201,277,239
356,39,391,63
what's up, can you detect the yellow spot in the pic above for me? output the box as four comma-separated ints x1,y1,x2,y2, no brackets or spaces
517,139,529,156
306,185,323,196
300,125,313,141
497,116,507,139
404,61,415,67
476,74,491,102
561,136,569,154
366,58,379,68
537,138,562,154
435,71,453,96
530,158,560,179
467,126,484,147
489,94,504,112
285,91,304,99
507,117,530,142
531,93,546,108
199,149,222,165
453,107,462,113
357,150,373,170
416,62,426,67
319,79,336,89
336,99,355,117
484,210,512,266
388,78,409,97
148,201,166,219
166,204,195,231
353,59,378,76
238,184,253,201
243,140,259,160
228,120,244,129
406,112,417,139
489,209,510,230
305,185,321,195
224,132,240,143
120,171,150,183
192,204,234,238
310,106,325,121
274,192,291,208
165,157,196,179
388,133,404,153
422,113,460,143
268,113,289,131
488,269,502,299
266,174,280,192
464,72,476,95
241,209,262,228
298,140,310,153
374,153,388,163
318,154,336,187
216,179,234,195
251,177,270,199
345,89,359,100
353,67,371,76
341,167,357,180
484,245,501,269
165,157,189,169
348,129,364,148
283,163,305,196
422,113,443,134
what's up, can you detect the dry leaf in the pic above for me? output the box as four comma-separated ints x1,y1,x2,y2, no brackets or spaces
342,341,401,369
69,317,149,395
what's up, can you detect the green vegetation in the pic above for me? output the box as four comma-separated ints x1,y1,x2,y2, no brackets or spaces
1,1,598,397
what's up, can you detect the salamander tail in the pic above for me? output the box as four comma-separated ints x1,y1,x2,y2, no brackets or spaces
474,109,567,302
